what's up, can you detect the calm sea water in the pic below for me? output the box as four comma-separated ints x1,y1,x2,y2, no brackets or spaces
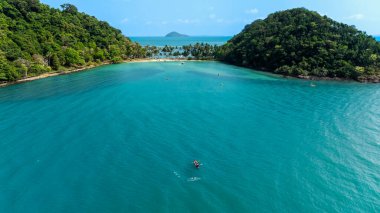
0,62,379,212
131,36,379,46
130,36,231,46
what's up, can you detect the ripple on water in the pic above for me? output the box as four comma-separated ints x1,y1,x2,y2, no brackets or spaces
0,62,379,212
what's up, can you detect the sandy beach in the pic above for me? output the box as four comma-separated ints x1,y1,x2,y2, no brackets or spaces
0,58,207,88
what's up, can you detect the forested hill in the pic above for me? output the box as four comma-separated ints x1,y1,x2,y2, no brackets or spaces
217,8,380,82
0,0,145,82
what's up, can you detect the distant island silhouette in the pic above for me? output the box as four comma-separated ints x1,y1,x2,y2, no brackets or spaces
165,31,189,37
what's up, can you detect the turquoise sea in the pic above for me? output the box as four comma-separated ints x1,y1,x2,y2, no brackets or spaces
130,36,231,46
375,36,380,41
0,61,379,212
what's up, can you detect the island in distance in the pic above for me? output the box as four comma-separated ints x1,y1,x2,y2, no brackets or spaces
165,31,189,37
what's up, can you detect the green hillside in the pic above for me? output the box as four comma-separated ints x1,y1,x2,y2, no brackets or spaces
217,8,380,82
0,0,145,82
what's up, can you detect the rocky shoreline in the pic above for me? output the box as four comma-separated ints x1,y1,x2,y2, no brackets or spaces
297,75,380,83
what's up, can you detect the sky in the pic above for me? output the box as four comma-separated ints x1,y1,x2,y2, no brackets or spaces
40,0,380,37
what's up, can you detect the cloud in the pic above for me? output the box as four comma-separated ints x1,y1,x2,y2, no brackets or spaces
209,14,216,19
245,8,259,14
121,18,129,24
177,19,199,24
145,21,153,25
346,14,364,20
216,18,240,24
216,18,224,23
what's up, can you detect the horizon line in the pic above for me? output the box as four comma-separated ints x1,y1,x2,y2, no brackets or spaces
126,34,380,37
127,35,234,37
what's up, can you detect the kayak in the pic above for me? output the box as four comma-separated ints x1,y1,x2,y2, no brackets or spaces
193,160,200,168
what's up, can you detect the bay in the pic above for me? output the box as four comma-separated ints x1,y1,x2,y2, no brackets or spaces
0,62,379,212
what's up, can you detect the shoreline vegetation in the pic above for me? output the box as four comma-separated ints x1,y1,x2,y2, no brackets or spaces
1,58,367,88
1,1,379,86
0,1,218,86
0,1,146,84
0,58,211,87
217,8,380,83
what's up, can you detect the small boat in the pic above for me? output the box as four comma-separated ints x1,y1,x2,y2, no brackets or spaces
193,160,200,168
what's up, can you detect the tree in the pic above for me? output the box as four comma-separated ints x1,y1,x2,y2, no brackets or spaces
60,4,78,14
0,51,19,81
94,49,105,61
64,48,84,66
218,8,380,81
51,53,60,70
0,0,145,82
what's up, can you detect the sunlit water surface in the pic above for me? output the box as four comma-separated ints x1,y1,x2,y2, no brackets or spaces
0,62,379,212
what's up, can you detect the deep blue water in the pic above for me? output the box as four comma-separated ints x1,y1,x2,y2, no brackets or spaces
0,62,379,212
130,36,231,46
131,36,379,46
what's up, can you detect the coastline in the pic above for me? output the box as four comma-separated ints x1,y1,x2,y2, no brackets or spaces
220,62,380,83
296,74,380,83
1,58,378,88
0,61,111,88
0,58,209,88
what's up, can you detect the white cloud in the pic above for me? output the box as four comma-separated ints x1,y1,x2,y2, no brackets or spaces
209,14,216,19
177,19,199,24
161,21,168,25
216,18,242,24
216,18,224,23
346,14,364,20
245,8,259,14
121,18,129,24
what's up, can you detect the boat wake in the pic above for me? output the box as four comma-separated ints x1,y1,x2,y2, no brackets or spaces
173,171,181,178
187,177,201,182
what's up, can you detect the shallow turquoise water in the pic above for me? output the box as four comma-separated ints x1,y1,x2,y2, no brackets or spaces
0,62,379,212
130,36,231,46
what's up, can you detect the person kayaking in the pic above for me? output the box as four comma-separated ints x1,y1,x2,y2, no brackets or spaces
193,160,200,168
